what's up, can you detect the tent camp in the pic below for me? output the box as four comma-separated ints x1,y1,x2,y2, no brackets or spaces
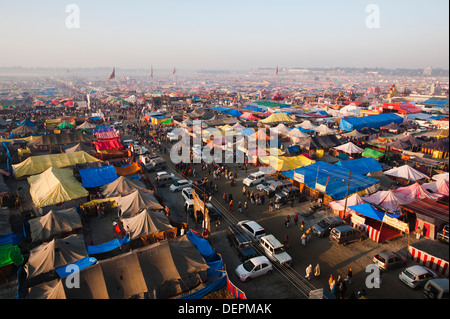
362,190,412,213
10,124,35,135
76,121,97,130
12,151,102,178
64,143,95,154
101,176,150,197
384,165,430,182
361,148,385,160
28,207,82,244
116,190,164,218
366,171,396,189
78,165,119,188
335,157,383,175
121,209,175,240
422,179,449,198
314,124,337,135
115,162,142,176
28,167,89,208
25,234,88,279
259,112,296,124
258,154,315,172
393,182,443,202
28,133,95,146
27,235,211,299
328,193,366,218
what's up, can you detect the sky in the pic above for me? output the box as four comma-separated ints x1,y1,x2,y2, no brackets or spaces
0,0,448,70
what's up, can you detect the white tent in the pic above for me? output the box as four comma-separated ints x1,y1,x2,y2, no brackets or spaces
232,122,246,131
314,124,337,135
339,104,361,116
289,128,309,138
384,165,430,182
362,190,411,213
333,142,364,154
272,123,291,135
432,172,449,182
296,120,317,130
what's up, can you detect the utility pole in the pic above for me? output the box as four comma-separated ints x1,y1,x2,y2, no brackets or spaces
343,171,352,219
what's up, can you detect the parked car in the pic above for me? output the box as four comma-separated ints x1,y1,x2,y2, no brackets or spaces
243,171,265,187
169,179,193,192
274,192,288,206
155,171,177,187
437,224,449,244
373,250,407,271
167,131,180,142
259,234,292,267
256,180,276,192
145,156,166,172
312,216,346,238
227,225,259,262
423,279,449,299
281,186,300,200
235,256,273,282
265,180,293,197
399,265,439,289
329,225,366,245
237,220,266,241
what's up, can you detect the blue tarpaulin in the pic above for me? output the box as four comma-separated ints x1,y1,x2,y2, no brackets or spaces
55,256,98,278
335,157,383,175
18,119,36,127
78,165,119,188
211,106,231,113
223,109,243,117
0,233,24,246
339,113,403,132
349,203,401,221
87,236,130,255
282,161,379,200
187,230,222,265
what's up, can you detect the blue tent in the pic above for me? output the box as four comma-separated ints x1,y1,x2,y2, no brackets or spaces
281,161,379,200
339,113,403,132
18,119,36,127
78,165,119,188
87,236,131,255
335,157,383,175
211,106,231,113
349,203,401,221
223,109,243,117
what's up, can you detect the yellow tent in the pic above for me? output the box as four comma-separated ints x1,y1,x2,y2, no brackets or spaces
0,136,35,143
45,119,62,130
266,147,285,156
12,151,102,178
28,167,88,208
259,113,296,124
258,155,315,172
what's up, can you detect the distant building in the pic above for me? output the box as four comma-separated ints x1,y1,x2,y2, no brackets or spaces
423,67,433,76
430,81,442,95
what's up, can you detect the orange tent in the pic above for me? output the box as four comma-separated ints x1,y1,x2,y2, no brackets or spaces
115,162,142,176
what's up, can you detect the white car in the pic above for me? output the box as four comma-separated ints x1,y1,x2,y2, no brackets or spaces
238,220,266,241
259,234,292,267
243,171,265,187
235,256,273,282
399,265,438,289
169,179,193,192
134,144,150,155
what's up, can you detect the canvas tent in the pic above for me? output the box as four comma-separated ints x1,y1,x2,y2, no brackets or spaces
362,190,412,213
25,234,88,279
393,182,442,202
335,157,383,175
78,165,119,188
258,154,315,172
27,236,211,299
422,179,449,198
121,209,174,240
339,113,403,132
259,112,296,123
101,176,150,197
64,143,95,154
333,142,364,155
116,190,164,218
13,151,102,178
76,121,96,130
28,133,95,146
10,124,35,135
28,167,89,208
314,124,337,135
328,193,366,218
366,171,396,189
115,162,142,176
384,165,429,182
361,148,385,160
28,207,82,244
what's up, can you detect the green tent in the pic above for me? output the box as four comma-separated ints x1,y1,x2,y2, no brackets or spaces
361,148,384,159
0,244,23,267
58,121,74,129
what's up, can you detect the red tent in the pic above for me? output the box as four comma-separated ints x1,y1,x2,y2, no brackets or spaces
240,112,260,121
64,100,74,107
93,137,123,150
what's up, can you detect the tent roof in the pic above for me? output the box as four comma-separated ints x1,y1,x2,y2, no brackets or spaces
116,190,164,218
335,157,383,175
258,154,315,172
422,138,449,153
349,203,401,221
27,167,88,208
259,112,296,123
121,209,173,239
29,207,82,243
384,165,429,181
361,148,384,159
28,132,95,146
333,142,364,154
79,165,119,188
339,113,403,132
362,190,411,213
25,234,87,279
13,151,102,178
101,176,150,197
341,129,368,138
399,198,449,225
76,121,97,130
64,143,95,154
328,193,365,211
393,182,442,202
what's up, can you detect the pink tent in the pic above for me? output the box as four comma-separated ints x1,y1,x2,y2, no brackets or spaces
329,193,365,218
362,190,412,213
422,179,449,198
240,112,260,121
393,182,442,202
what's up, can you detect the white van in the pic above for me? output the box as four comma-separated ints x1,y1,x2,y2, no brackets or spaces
243,171,265,187
238,220,266,241
259,234,292,267
423,279,449,299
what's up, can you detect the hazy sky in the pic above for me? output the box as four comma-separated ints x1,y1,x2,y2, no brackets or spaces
0,0,448,70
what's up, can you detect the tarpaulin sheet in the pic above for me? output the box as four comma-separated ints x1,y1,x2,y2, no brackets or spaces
259,154,315,172
0,233,24,246
12,151,102,178
114,162,141,176
282,161,379,200
362,148,384,159
55,256,97,278
335,157,383,175
339,113,403,132
0,244,23,267
79,165,119,188
93,137,123,150
259,112,296,123
349,203,401,221
87,236,131,255
187,230,221,263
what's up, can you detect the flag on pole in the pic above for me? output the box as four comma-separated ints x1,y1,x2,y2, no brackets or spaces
108,67,115,82
275,65,278,75
173,67,176,75
150,65,153,78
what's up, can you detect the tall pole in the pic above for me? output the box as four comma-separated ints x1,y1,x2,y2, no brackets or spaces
343,171,352,219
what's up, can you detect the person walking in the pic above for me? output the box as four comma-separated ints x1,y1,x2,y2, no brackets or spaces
285,215,291,228
242,185,246,196
345,268,353,285
229,199,234,211
314,263,321,279
300,220,305,232
294,213,298,226
284,234,290,248
223,193,227,203
269,201,273,213
305,264,313,281
329,274,334,290
238,201,243,213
